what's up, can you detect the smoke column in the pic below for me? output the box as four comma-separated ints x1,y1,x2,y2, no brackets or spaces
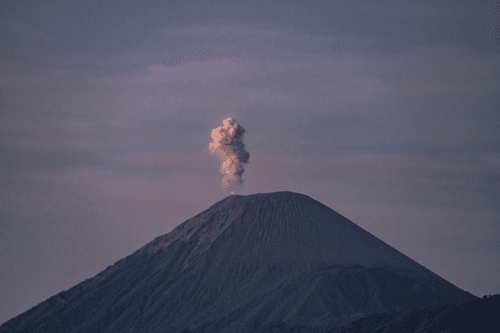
209,118,250,193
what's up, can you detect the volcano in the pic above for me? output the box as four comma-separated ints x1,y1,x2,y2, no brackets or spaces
0,191,476,332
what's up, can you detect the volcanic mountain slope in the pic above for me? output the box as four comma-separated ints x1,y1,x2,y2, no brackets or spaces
0,191,476,333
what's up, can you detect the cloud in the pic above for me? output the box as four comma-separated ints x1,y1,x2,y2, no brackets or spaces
209,118,250,193
119,151,216,171
94,59,248,86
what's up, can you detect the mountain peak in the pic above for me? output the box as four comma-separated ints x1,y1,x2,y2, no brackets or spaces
115,191,474,307
140,191,418,271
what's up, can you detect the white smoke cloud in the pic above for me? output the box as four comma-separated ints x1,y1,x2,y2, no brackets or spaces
209,118,250,193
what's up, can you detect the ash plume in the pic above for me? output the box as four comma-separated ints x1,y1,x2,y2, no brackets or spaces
209,118,250,192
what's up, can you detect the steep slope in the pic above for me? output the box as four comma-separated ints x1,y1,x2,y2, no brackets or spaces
0,191,476,333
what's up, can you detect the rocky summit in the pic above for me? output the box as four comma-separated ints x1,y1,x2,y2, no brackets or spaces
0,191,476,333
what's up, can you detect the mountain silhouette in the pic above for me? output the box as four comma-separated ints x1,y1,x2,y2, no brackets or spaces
0,191,476,332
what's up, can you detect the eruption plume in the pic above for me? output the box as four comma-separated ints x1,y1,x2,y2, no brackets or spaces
209,118,250,193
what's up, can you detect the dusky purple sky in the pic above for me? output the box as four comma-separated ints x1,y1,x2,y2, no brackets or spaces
1,0,499,325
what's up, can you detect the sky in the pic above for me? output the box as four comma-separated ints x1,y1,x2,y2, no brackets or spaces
1,0,499,325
